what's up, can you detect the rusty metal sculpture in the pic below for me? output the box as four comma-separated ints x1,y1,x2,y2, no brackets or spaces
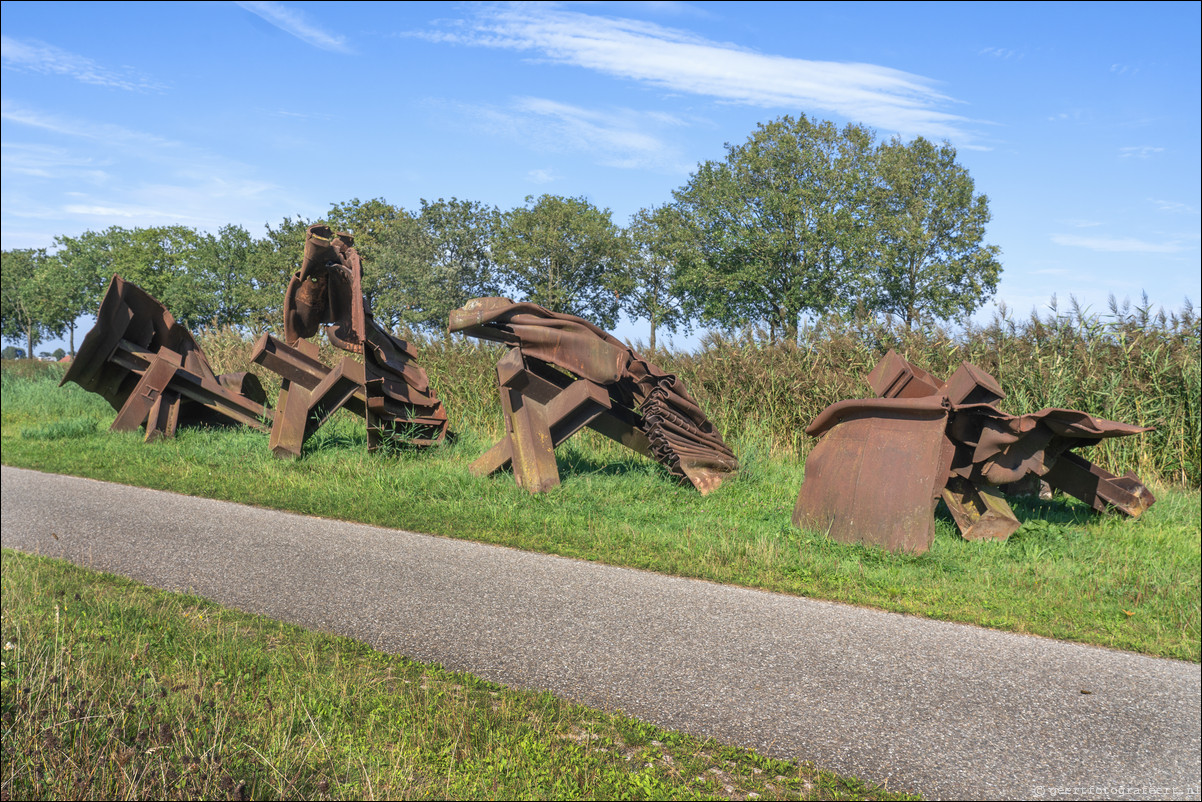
251,225,448,458
449,297,737,493
793,350,1155,553
62,275,270,441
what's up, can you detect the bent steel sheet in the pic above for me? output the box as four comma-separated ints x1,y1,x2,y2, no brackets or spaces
62,275,269,439
451,296,737,494
795,398,951,553
794,350,1155,552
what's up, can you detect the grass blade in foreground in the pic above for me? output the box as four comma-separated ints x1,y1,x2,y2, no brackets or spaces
0,549,916,801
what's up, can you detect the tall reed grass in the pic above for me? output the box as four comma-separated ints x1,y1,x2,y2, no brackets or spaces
192,296,1199,487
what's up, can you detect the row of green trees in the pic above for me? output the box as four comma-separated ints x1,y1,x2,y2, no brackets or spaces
2,115,1001,355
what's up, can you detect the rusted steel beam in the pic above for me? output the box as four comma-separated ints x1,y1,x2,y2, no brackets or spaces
941,477,1022,542
1042,451,1156,516
453,297,736,494
110,340,269,431
793,350,1155,553
251,225,449,458
110,350,183,435
62,276,271,438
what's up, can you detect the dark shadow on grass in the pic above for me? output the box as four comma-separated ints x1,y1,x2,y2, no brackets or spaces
554,447,677,483
933,492,1099,530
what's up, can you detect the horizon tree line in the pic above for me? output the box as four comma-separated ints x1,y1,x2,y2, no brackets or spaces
3,114,1002,356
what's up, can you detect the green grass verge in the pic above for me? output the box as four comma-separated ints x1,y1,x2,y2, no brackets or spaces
1,549,916,801
2,366,1199,661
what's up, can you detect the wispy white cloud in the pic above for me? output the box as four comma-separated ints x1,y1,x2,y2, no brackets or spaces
0,34,163,91
1051,233,1184,253
411,7,977,140
448,96,690,171
1047,109,1091,123
1,100,178,150
1119,145,1163,159
516,97,684,166
1150,198,1199,214
527,167,561,184
979,46,1021,60
1,102,294,244
61,203,192,221
0,142,109,182
236,1,350,53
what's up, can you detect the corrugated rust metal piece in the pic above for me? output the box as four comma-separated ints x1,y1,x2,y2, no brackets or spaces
61,275,270,441
253,225,449,458
450,297,737,494
794,350,1155,553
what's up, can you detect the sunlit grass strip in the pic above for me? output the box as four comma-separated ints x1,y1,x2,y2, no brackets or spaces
3,368,1199,662
0,550,917,801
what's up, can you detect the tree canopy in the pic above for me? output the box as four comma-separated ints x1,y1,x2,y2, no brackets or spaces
625,205,692,351
2,248,60,358
4,116,1004,353
492,194,631,329
668,114,1000,341
868,136,1001,329
672,115,877,342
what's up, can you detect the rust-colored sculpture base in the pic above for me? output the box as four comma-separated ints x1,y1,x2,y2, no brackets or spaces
62,276,270,441
252,334,446,459
793,350,1155,553
251,225,448,459
451,297,736,494
468,349,652,492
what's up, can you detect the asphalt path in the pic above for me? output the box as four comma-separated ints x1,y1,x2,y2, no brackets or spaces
2,465,1199,800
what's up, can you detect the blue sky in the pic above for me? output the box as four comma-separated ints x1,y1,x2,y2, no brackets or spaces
2,1,1199,351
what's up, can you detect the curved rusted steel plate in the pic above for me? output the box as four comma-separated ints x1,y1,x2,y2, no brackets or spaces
794,350,1155,552
62,275,269,438
794,400,953,554
451,297,737,493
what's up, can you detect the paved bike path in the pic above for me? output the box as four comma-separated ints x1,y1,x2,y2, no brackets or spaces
2,466,1198,800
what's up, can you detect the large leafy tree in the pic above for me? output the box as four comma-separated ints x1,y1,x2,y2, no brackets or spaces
248,215,312,333
39,235,108,353
625,205,691,351
672,114,877,343
493,194,631,329
418,197,501,325
55,226,214,329
371,197,502,331
326,197,415,322
192,224,258,329
869,136,1001,328
1,248,65,358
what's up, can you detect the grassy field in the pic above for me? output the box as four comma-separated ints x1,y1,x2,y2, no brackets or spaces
2,362,1198,661
1,549,915,801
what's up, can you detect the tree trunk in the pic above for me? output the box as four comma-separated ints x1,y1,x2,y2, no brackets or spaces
784,303,801,345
